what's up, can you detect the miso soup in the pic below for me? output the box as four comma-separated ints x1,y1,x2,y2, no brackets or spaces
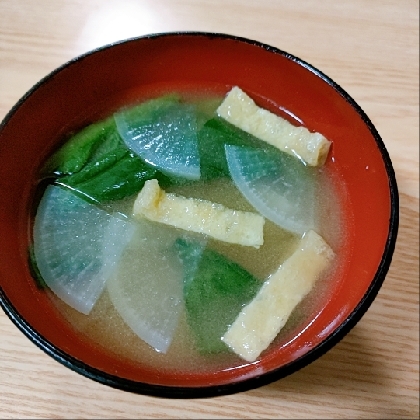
30,86,348,374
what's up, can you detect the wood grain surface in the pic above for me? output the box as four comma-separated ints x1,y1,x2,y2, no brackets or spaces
0,1,418,418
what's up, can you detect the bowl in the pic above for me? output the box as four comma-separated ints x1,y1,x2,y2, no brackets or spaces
0,32,398,398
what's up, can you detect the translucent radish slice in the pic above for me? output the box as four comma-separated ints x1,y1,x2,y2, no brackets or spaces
225,145,318,235
33,185,135,315
114,104,201,180
106,219,186,353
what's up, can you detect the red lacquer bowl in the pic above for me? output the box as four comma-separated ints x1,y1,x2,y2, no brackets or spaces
0,33,398,398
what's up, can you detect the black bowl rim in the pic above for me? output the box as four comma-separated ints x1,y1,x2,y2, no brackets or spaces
0,31,399,399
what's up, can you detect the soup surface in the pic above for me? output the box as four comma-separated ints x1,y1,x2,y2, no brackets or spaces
30,87,347,374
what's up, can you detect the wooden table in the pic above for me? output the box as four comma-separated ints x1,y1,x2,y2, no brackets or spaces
0,1,418,418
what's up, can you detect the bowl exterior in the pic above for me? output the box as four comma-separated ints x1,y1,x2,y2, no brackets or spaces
0,32,398,398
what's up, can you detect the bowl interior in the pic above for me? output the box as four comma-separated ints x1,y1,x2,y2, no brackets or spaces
0,33,396,395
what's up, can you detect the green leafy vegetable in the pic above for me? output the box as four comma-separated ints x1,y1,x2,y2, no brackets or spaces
197,117,271,180
62,151,171,203
43,117,117,176
60,144,129,187
175,238,262,354
53,114,175,203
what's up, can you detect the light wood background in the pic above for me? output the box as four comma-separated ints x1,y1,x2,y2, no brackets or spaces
0,1,418,418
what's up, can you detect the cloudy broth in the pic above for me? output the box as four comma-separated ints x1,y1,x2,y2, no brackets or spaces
32,89,348,374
